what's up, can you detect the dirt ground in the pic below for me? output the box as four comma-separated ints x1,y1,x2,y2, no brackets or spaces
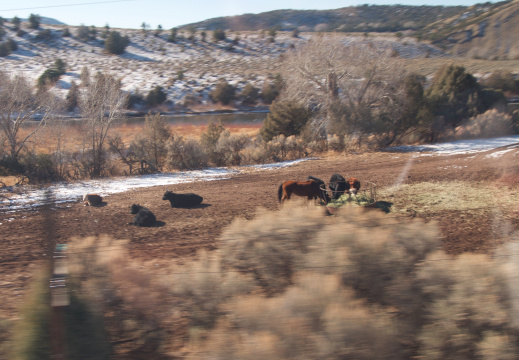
1,146,519,351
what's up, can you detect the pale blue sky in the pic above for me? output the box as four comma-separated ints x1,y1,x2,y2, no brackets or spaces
0,0,497,29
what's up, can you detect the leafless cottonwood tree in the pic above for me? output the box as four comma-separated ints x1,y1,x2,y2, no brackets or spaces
0,70,60,162
134,112,171,172
79,71,128,178
280,35,412,147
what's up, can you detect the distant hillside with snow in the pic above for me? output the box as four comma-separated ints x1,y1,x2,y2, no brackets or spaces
15,16,66,25
1,20,452,114
179,4,466,33
418,0,519,60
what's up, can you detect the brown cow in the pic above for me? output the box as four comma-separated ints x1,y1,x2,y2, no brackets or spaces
278,179,330,204
346,177,361,195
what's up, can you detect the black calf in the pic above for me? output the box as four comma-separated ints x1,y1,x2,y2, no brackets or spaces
130,204,156,227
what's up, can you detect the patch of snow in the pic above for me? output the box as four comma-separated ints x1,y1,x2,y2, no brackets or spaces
484,148,517,159
244,158,315,170
387,135,519,155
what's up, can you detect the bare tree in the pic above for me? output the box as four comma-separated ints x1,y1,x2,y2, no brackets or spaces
280,35,412,146
78,71,128,178
0,70,60,162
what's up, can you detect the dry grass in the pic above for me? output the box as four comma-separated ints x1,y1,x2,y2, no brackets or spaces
17,121,260,155
379,181,519,214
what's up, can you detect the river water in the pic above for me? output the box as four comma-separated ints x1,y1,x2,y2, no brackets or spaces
124,112,268,127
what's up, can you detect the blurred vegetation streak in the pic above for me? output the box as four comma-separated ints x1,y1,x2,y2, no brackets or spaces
21,203,519,359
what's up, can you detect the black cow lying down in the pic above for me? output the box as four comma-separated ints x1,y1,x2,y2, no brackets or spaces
130,204,156,227
163,190,203,208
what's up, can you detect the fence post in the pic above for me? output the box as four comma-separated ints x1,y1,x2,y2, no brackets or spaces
50,244,69,359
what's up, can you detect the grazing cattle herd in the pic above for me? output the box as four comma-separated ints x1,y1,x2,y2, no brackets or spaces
82,174,361,224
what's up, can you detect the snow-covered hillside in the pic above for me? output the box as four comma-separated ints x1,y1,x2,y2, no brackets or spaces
1,22,447,109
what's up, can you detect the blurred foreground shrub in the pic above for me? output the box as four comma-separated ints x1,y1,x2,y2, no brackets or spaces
173,205,519,359
11,265,110,359
34,206,519,359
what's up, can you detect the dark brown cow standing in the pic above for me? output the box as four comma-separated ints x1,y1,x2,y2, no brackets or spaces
278,179,330,204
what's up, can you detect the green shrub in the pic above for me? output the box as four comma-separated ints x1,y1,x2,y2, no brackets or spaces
212,29,226,41
0,42,9,57
209,80,235,105
21,153,61,183
260,75,283,104
76,25,90,41
64,292,111,359
6,38,17,52
35,29,52,41
28,14,40,29
146,85,167,106
104,31,129,55
168,27,177,42
37,68,61,87
479,88,507,111
240,83,259,105
260,100,311,142
425,64,480,132
11,16,20,31
65,81,79,111
54,58,66,75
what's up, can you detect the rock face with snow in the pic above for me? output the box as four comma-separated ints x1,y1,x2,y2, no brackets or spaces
1,22,446,112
